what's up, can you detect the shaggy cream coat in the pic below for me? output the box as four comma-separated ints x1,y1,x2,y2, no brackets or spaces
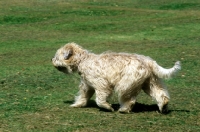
52,42,181,113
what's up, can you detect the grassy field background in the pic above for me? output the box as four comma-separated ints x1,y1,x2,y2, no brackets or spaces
0,0,200,131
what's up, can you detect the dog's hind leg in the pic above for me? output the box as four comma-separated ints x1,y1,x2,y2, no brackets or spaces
117,68,149,113
117,86,142,113
142,76,169,113
71,81,95,108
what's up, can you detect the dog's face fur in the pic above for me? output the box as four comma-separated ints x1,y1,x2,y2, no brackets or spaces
52,45,73,73
52,43,86,74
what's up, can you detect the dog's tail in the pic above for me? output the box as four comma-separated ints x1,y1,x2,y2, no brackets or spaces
152,61,181,79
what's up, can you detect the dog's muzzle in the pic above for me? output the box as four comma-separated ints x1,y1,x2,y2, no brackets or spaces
55,66,67,72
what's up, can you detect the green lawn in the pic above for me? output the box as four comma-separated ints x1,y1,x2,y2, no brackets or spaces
0,0,200,131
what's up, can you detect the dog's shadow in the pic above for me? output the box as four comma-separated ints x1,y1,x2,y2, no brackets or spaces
112,102,160,113
64,100,161,113
63,100,190,114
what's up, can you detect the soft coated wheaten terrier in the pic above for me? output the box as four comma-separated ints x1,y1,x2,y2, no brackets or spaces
52,42,181,113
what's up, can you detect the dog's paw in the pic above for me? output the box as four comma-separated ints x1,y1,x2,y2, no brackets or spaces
118,107,131,113
160,104,169,114
110,107,115,112
70,103,83,108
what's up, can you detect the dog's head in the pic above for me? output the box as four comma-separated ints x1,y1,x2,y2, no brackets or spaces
52,42,87,74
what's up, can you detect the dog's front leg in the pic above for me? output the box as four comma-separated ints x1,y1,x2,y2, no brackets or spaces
70,81,94,108
95,90,114,112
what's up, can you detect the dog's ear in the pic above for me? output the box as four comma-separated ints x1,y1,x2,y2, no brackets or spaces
64,48,73,60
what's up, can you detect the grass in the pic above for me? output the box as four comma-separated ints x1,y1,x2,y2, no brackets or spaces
0,0,200,131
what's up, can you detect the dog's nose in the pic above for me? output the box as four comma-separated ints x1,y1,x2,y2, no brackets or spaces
55,66,66,71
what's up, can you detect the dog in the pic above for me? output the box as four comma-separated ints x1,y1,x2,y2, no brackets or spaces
52,42,181,113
